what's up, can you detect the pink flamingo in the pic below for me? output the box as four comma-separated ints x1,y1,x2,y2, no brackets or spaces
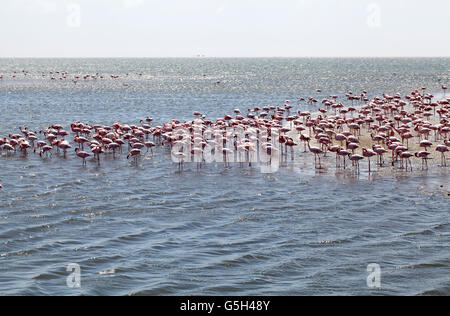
335,133,347,146
436,145,448,167
127,148,142,165
39,145,53,158
58,139,72,157
328,145,341,167
419,140,433,152
91,146,104,165
2,144,15,155
415,151,431,170
401,132,414,148
74,136,89,150
337,148,351,169
349,154,364,174
362,148,377,173
108,142,120,158
307,140,323,169
75,148,91,166
346,141,359,154
285,138,297,161
299,134,311,152
399,152,414,171
19,140,31,155
145,141,156,154
222,148,233,167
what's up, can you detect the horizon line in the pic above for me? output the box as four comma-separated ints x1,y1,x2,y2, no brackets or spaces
1,56,450,59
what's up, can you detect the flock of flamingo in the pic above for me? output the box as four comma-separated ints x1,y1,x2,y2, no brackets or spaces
1,83,450,189
0,70,140,85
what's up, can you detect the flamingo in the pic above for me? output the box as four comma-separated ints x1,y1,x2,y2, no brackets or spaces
222,148,233,167
285,138,297,161
91,146,104,165
39,145,53,158
2,144,15,155
336,147,350,168
362,148,377,173
127,148,142,165
419,140,433,152
436,145,448,167
401,132,414,148
346,141,359,154
172,151,186,170
19,140,31,155
415,151,431,170
108,142,120,158
399,152,414,171
75,148,91,166
335,133,347,146
349,154,364,174
307,140,323,169
299,134,311,152
144,141,156,154
74,136,89,150
328,145,341,168
59,139,72,157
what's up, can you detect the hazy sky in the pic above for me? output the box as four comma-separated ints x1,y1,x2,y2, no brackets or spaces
1,0,449,57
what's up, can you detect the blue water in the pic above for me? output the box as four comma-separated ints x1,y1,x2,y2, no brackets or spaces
0,58,449,296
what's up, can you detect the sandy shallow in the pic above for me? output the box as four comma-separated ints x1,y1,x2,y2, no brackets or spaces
282,95,449,190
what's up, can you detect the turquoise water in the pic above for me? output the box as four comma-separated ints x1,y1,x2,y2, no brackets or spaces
0,58,449,295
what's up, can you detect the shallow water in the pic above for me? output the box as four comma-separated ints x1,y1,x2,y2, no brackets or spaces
0,58,449,296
